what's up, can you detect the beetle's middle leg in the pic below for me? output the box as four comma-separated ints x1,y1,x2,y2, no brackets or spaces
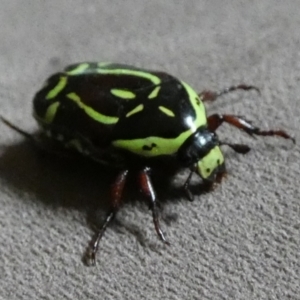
199,84,260,102
207,114,295,143
87,170,129,265
138,167,169,245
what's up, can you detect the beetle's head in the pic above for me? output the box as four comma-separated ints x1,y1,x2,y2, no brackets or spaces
177,127,225,181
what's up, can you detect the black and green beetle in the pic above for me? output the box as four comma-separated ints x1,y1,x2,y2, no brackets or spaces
2,62,295,265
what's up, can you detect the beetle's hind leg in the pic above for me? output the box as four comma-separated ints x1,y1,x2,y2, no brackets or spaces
86,170,128,266
1,116,37,143
138,167,169,245
208,114,295,143
1,116,83,159
199,84,260,102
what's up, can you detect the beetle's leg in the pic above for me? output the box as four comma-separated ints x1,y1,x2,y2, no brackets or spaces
0,116,57,153
183,170,194,201
1,115,53,151
199,84,260,102
214,167,228,184
208,114,295,143
220,142,251,154
1,116,37,143
1,116,90,159
138,167,169,245
87,170,129,266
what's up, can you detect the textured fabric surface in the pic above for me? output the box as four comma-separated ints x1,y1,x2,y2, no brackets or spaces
1,1,300,299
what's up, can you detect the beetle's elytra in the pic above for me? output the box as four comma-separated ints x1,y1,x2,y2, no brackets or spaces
2,62,295,265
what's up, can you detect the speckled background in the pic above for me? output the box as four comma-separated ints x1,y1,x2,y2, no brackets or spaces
1,1,299,299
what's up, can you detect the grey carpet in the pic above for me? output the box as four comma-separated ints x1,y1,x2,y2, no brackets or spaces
1,1,299,299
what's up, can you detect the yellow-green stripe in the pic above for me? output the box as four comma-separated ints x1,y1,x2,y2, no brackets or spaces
148,86,161,99
111,89,136,99
67,92,119,124
158,106,175,117
46,77,67,99
44,101,60,123
66,63,89,75
181,81,207,131
113,129,193,157
126,104,144,117
97,68,161,85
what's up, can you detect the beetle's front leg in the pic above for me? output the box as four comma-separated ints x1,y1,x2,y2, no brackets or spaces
138,167,169,245
183,168,227,201
183,170,194,201
87,170,129,266
219,142,251,154
199,84,260,102
207,114,295,143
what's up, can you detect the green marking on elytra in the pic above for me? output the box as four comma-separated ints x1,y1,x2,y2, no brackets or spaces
197,146,224,179
67,92,119,124
111,89,136,99
66,63,89,75
113,81,208,157
44,101,60,123
126,104,144,117
97,68,161,85
158,106,175,117
98,62,112,68
46,76,67,99
113,82,207,157
113,129,195,157
148,86,161,99
181,81,207,131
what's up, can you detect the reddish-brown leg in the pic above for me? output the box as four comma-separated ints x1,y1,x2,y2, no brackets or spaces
199,84,260,102
207,114,295,143
138,167,169,245
88,170,129,265
219,142,251,154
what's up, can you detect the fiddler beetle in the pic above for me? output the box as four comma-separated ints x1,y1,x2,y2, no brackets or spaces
2,62,295,265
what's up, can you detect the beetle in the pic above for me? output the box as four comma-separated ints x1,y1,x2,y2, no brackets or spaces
1,62,295,265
